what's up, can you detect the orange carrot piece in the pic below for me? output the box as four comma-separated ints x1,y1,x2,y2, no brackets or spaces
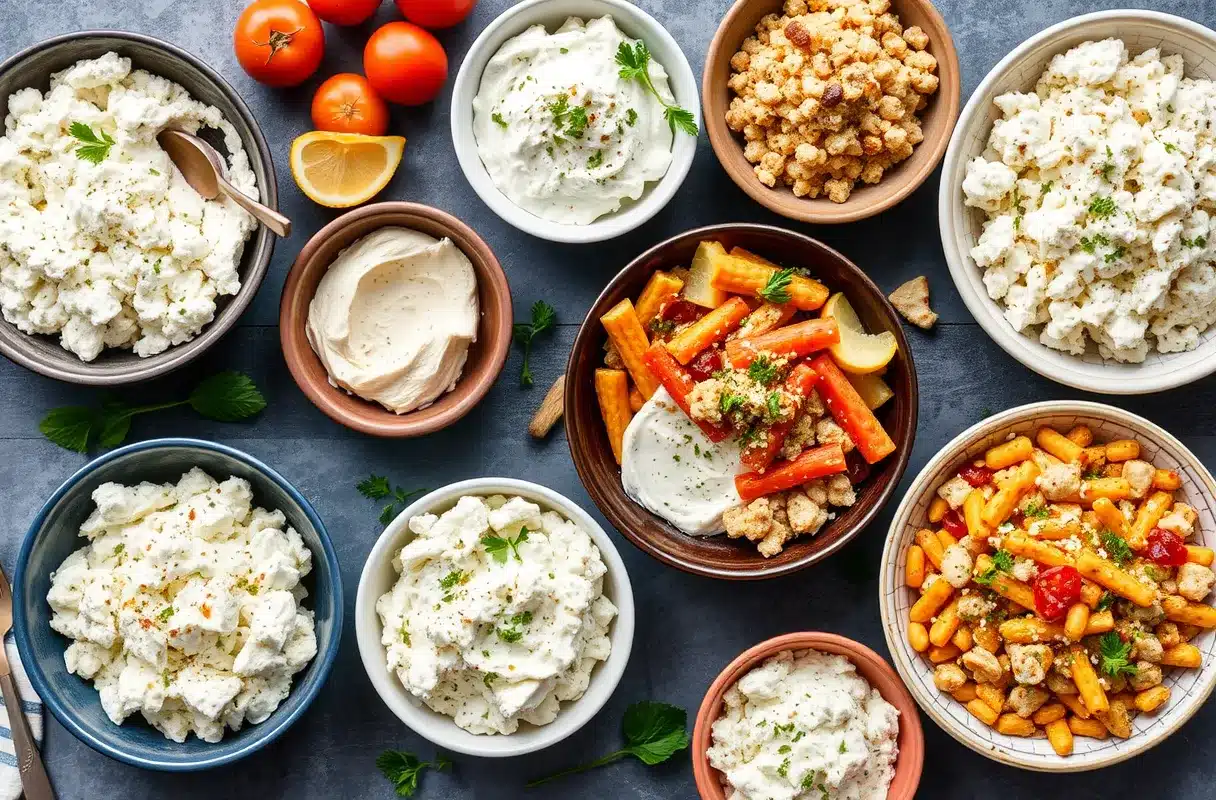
641,343,730,443
710,252,830,311
809,353,895,464
634,270,685,327
736,443,848,502
729,246,781,268
628,387,645,413
594,369,633,465
725,318,840,369
665,297,751,365
735,301,797,339
600,299,659,399
740,362,819,473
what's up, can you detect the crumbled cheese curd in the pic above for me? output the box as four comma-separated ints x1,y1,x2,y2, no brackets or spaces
707,648,899,800
0,52,257,361
962,40,1216,362
376,495,616,735
46,469,316,743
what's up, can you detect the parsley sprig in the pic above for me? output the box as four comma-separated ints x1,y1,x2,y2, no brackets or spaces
375,750,451,797
357,476,426,526
69,121,115,164
757,268,795,304
40,372,265,453
526,701,689,787
1098,631,1138,678
513,300,557,387
482,526,530,564
615,42,698,137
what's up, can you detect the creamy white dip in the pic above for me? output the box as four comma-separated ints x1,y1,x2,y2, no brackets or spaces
375,495,617,735
306,227,478,414
708,649,900,800
621,388,743,536
471,15,675,225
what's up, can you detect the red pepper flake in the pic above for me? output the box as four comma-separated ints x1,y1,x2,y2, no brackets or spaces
140,618,152,629
201,603,212,619
188,509,196,521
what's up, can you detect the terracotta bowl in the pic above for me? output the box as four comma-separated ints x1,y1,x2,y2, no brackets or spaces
279,202,511,437
692,632,925,799
565,223,917,579
703,0,960,223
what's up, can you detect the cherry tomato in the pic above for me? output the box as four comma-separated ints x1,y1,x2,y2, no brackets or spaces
233,0,325,88
1034,565,1082,621
658,299,706,325
686,348,723,383
1145,528,1188,566
394,0,477,29
311,74,390,135
309,0,381,25
940,509,968,539
959,463,994,487
364,21,448,106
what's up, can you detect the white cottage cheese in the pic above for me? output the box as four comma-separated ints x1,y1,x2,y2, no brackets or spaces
0,52,257,361
47,468,317,743
707,649,899,800
962,40,1216,362
375,494,616,735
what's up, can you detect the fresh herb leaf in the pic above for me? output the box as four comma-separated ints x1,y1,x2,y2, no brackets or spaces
70,121,115,164
625,108,638,127
1104,246,1126,264
974,549,1014,586
375,750,451,797
1098,631,1138,678
483,671,499,687
380,504,399,527
719,391,745,417
155,606,174,623
509,610,533,626
492,111,508,128
587,149,604,169
1100,529,1134,567
39,406,96,453
439,570,466,590
747,356,781,386
615,41,698,137
1163,142,1178,154
548,95,589,139
1096,591,1116,612
1079,233,1110,254
357,475,392,500
527,701,689,787
1182,235,1208,249
482,527,530,564
496,626,523,643
765,391,782,421
188,371,266,422
1022,502,1050,520
1088,195,1117,219
361,478,425,527
513,300,557,387
777,757,791,778
757,268,795,304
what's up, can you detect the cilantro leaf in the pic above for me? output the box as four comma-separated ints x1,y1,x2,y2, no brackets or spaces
70,121,115,164
38,406,96,453
614,41,698,137
758,268,795,304
1098,631,1138,679
357,475,392,500
664,105,699,137
380,504,399,527
188,371,266,422
481,534,510,564
375,750,451,797
513,300,557,388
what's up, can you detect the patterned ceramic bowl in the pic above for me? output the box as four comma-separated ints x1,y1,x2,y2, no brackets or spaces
880,401,1216,771
938,10,1216,394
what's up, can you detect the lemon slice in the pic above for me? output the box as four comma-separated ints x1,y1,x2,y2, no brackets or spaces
821,292,898,374
289,132,406,208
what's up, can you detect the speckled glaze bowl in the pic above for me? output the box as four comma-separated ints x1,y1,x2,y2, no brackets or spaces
881,401,1216,771
692,632,924,799
0,31,277,386
13,439,342,771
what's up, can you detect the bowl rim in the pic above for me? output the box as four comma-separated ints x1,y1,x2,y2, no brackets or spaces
353,477,635,757
690,631,924,799
278,201,512,438
449,0,699,243
879,399,1216,772
937,9,1216,395
0,30,277,387
565,222,919,580
702,0,961,224
12,437,343,772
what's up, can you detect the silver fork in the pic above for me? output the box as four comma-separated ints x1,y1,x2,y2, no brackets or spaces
0,564,55,800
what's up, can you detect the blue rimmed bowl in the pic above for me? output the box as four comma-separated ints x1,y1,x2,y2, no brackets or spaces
12,439,342,771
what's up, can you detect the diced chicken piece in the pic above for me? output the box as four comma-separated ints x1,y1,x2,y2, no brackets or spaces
1097,699,1133,739
1007,685,1050,718
1008,643,1052,685
1129,661,1164,691
1121,459,1155,499
940,544,973,588
933,663,967,692
1036,462,1080,501
1046,672,1077,695
815,418,855,454
825,474,856,507
786,491,828,535
961,647,1003,684
1158,503,1197,539
957,593,996,622
937,475,972,510
1177,563,1216,602
1132,633,1163,664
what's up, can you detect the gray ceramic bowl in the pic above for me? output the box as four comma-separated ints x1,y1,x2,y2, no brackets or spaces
0,31,277,386
12,439,343,771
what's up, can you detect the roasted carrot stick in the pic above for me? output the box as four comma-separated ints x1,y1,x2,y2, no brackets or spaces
725,318,840,369
641,343,730,442
665,297,751,365
601,299,659,399
710,253,830,311
740,362,819,473
594,369,633,465
634,270,685,327
735,443,848,502
809,353,895,464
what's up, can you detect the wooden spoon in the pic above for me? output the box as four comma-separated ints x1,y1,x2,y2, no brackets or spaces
157,128,291,237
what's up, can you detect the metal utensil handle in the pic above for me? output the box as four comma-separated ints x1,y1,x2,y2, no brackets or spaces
220,177,292,237
0,671,54,800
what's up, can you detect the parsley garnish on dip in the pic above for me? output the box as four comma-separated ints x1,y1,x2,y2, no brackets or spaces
472,16,680,225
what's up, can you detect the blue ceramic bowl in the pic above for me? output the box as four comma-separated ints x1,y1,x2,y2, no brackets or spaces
13,439,343,771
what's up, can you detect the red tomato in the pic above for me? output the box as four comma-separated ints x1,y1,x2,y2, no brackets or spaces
940,509,968,539
959,464,994,487
364,21,448,105
393,0,477,29
309,0,381,25
233,0,325,87
311,74,390,135
1145,528,1188,566
1034,565,1082,621
686,349,723,383
659,299,706,326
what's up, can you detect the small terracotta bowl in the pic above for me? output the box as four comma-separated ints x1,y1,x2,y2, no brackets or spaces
703,0,960,223
692,632,924,799
280,202,511,437
565,223,917,580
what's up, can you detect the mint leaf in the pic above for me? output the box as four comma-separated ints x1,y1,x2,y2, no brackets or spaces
39,406,96,453
188,371,266,422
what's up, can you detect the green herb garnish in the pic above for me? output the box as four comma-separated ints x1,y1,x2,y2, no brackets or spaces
1098,631,1138,678
375,750,451,797
747,356,782,386
625,108,638,127
439,570,466,590
482,527,530,564
1100,529,1134,567
974,549,1014,586
1022,502,1050,520
587,150,604,169
757,268,795,304
513,300,557,388
491,111,508,128
615,41,698,136
155,606,174,623
1182,235,1208,249
548,95,589,139
1079,234,1110,254
1088,196,1117,219
1096,591,1116,612
70,121,115,164
719,391,745,417
358,476,426,527
765,391,782,421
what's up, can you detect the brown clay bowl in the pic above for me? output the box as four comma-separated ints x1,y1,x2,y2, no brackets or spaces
703,0,960,223
565,224,917,579
280,202,511,437
692,632,924,799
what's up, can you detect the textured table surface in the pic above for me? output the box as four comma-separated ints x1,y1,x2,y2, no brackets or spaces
4,0,1216,797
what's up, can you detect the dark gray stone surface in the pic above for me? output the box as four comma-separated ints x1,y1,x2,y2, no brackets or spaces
2,0,1215,797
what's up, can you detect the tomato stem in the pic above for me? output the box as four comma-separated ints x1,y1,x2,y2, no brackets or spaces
255,26,303,65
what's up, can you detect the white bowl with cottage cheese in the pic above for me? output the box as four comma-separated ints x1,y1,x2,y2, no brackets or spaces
354,478,634,757
940,11,1216,394
451,0,698,243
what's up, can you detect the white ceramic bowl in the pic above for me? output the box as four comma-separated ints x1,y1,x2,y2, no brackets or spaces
450,0,699,243
880,401,1216,772
939,10,1216,394
354,478,635,757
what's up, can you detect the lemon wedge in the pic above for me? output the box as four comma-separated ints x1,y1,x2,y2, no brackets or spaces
821,292,898,374
289,132,406,208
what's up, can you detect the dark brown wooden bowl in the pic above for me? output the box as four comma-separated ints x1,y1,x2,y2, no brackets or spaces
565,224,918,579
